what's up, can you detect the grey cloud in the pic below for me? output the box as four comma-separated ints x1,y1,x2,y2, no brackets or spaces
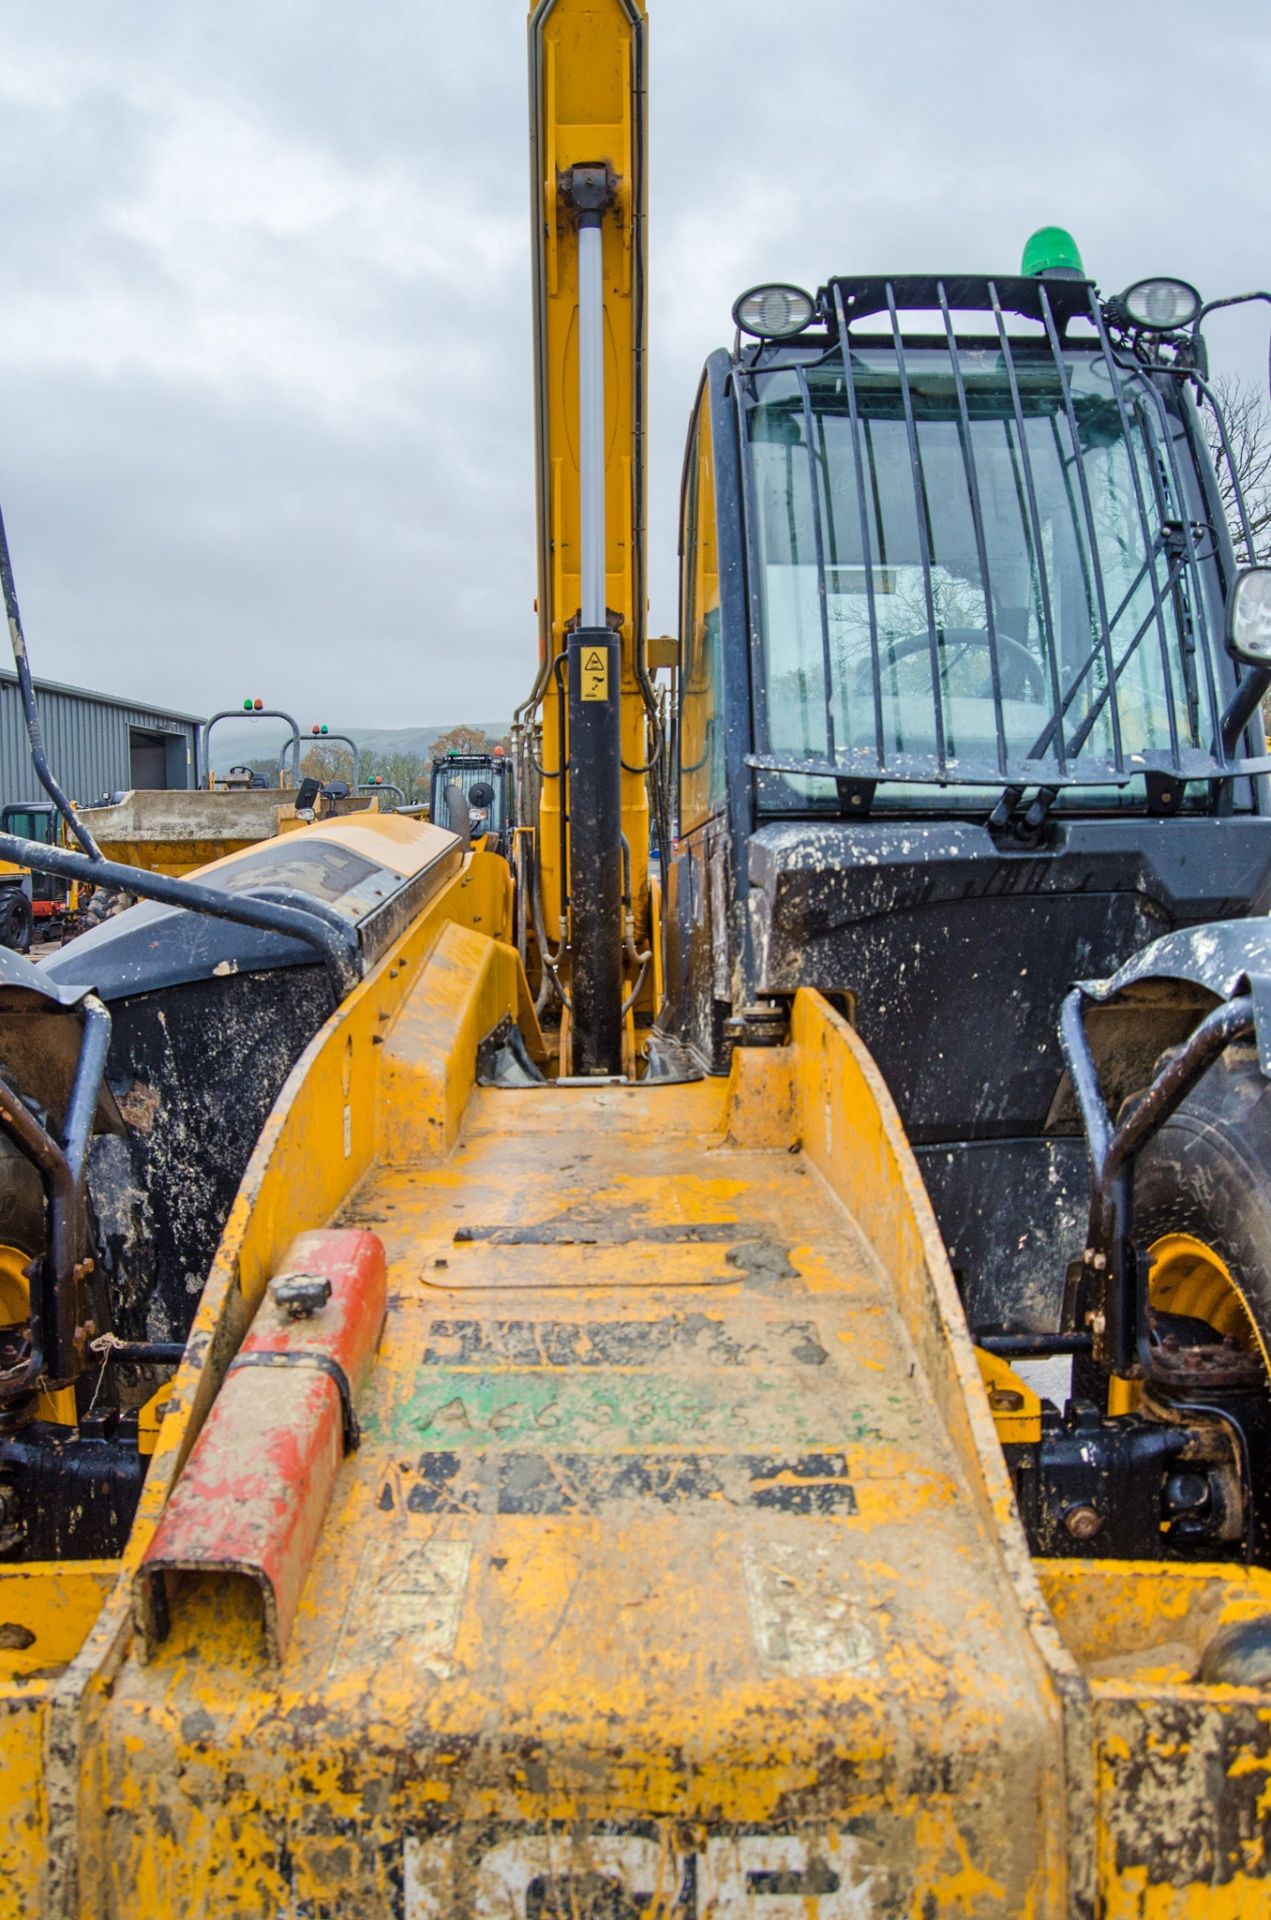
0,0,1268,728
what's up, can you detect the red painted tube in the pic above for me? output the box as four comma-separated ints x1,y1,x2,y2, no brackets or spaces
136,1228,387,1662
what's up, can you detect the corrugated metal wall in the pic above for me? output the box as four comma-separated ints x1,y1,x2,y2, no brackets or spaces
0,673,201,812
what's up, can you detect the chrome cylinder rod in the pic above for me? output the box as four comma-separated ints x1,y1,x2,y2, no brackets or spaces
578,213,606,628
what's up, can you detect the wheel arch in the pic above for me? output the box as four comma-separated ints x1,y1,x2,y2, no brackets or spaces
1048,917,1271,1131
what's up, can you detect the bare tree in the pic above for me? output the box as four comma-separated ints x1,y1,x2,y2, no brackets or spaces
362,749,429,796
1202,375,1271,564
430,723,490,758
299,744,355,785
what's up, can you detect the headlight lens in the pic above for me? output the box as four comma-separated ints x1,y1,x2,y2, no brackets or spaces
1227,566,1271,666
1119,277,1202,332
733,284,816,338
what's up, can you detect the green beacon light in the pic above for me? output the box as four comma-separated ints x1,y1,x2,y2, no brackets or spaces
1021,226,1085,280
243,698,253,711
321,724,328,735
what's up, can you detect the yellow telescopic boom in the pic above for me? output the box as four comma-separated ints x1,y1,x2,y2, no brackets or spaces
527,0,650,1070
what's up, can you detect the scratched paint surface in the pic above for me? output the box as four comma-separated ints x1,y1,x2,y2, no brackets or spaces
0,849,522,1920
1038,1561,1271,1913
94,1047,1066,1917
369,1338,908,1456
44,947,1271,1917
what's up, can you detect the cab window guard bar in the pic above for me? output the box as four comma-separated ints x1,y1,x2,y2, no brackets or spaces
738,274,1269,790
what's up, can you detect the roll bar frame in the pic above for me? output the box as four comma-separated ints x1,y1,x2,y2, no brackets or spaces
198,710,302,788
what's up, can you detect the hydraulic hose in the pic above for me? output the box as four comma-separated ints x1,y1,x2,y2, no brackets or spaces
0,993,112,1399
0,498,103,861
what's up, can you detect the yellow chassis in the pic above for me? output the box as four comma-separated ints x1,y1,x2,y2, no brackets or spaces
1,849,1268,1914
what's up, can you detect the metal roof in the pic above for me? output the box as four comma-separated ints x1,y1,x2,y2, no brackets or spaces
0,668,203,728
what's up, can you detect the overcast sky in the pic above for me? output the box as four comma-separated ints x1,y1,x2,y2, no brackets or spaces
0,0,1268,739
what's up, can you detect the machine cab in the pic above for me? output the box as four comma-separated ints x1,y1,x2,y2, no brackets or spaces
429,750,513,853
666,254,1271,1322
0,801,62,930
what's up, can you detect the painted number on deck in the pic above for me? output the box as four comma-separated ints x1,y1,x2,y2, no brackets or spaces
403,1831,872,1917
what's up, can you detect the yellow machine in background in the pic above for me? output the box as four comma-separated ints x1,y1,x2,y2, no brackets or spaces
0,801,61,949
71,786,312,878
4,2,1271,1915
63,707,381,885
72,783,381,880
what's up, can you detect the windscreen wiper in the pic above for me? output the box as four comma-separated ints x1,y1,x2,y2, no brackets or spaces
989,549,1185,832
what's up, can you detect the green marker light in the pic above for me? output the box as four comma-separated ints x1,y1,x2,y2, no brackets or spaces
1021,226,1085,279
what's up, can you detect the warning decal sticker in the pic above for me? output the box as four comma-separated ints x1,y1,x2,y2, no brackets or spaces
580,646,609,700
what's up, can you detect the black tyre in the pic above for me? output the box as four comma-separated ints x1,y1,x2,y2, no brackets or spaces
1134,1043,1271,1357
0,890,33,956
0,1128,45,1268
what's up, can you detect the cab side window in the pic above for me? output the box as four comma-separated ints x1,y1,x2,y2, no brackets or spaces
678,389,724,833
1,808,51,844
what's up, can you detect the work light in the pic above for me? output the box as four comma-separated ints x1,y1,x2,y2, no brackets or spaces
733,284,816,339
1227,567,1271,667
1116,277,1202,332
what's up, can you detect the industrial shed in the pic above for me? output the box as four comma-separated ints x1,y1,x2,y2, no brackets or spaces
0,670,202,814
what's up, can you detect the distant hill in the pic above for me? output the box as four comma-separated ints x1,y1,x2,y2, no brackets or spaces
349,723,508,758
207,721,508,765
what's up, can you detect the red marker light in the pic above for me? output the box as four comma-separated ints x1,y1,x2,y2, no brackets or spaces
253,698,264,711
312,724,320,734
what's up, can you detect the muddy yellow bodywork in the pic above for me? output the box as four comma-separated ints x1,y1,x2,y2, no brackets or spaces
1,0,1265,1899
0,844,513,1918
94,1003,1072,1914
1,899,1269,1912
1041,1561,1271,1916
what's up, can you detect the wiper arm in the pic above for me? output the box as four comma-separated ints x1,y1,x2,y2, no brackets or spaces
1029,551,1175,762
989,551,1185,831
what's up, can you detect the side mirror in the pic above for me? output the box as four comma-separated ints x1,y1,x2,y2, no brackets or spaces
1227,567,1271,668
